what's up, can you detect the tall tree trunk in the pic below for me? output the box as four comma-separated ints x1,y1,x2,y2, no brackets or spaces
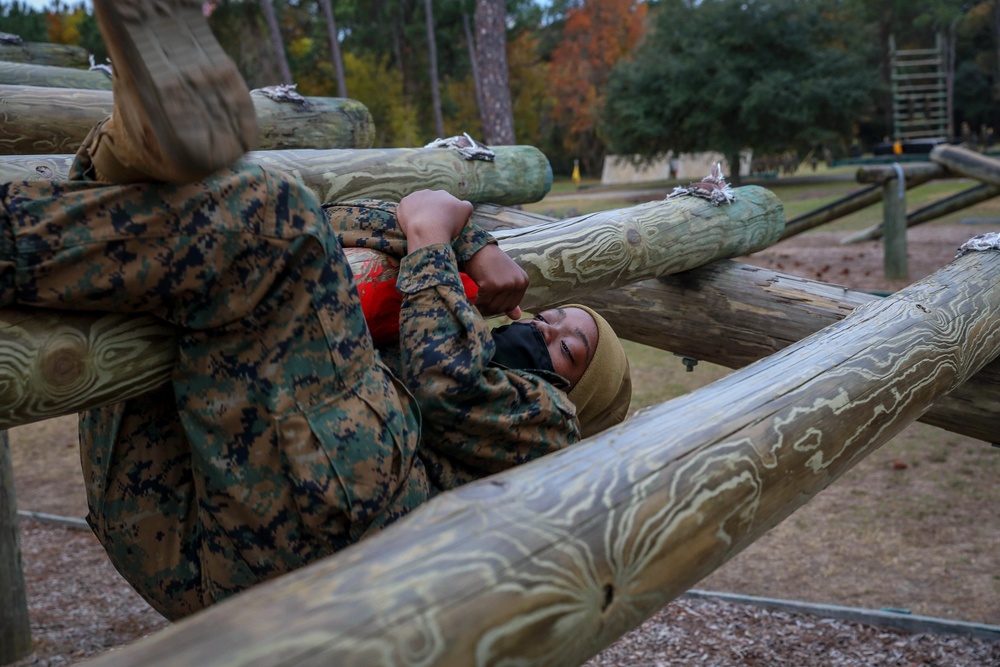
474,0,515,145
318,0,347,97
462,12,485,136
260,0,292,85
424,0,445,138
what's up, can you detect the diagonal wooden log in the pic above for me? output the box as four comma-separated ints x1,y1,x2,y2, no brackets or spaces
0,190,782,431
0,84,376,154
0,144,554,206
0,60,113,90
0,40,89,68
576,260,1000,445
842,182,1000,244
83,237,1000,667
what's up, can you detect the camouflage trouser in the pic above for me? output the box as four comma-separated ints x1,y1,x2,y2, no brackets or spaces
0,158,431,619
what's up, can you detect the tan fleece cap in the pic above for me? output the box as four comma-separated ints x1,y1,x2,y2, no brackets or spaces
566,304,632,438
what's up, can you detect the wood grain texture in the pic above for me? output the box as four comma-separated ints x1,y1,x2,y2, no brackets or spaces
577,260,1000,444
0,431,33,664
0,145,553,206
0,41,89,68
0,85,376,155
855,162,946,184
0,310,175,430
491,187,784,309
85,247,1000,667
0,60,112,90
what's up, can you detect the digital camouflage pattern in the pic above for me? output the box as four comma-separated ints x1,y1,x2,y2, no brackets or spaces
0,166,579,620
326,200,581,490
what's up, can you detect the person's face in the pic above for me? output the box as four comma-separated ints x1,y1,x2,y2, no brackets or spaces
532,307,599,389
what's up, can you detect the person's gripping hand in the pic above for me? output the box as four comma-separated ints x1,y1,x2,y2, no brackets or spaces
396,189,474,250
463,243,528,320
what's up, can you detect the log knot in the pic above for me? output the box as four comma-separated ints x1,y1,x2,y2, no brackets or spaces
38,339,90,395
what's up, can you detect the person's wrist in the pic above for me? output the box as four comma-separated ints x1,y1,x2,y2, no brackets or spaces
405,225,452,251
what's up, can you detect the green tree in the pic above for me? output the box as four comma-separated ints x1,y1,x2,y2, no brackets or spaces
601,0,878,184
0,1,48,41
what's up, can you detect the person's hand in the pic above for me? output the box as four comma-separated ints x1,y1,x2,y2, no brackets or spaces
396,190,473,251
463,243,528,319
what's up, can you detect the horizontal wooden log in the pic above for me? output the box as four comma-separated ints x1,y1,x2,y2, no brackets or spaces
855,162,946,184
0,145,553,206
492,187,784,309
0,188,781,429
841,182,1000,244
0,60,112,90
576,260,1000,444
0,40,89,68
931,144,1000,186
0,311,176,430
0,84,375,154
85,239,1000,667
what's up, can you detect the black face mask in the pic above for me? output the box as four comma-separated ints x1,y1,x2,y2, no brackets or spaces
490,322,569,389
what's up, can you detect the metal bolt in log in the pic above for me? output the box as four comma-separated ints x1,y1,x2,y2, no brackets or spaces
0,84,376,155
83,235,1000,667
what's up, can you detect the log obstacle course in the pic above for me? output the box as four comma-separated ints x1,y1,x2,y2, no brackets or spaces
3,44,1000,665
80,235,1000,667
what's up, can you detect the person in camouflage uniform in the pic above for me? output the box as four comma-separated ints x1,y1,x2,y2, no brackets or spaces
0,0,631,620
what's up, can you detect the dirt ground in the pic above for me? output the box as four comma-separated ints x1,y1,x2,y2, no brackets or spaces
7,221,1000,665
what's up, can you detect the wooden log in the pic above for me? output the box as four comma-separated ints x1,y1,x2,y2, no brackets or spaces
0,60,112,90
576,260,1000,445
930,143,1000,186
855,162,946,184
0,40,89,68
472,208,1000,444
491,187,784,309
0,145,554,206
841,182,1000,244
0,188,782,429
0,311,175,430
84,238,1000,667
0,431,33,665
0,85,376,154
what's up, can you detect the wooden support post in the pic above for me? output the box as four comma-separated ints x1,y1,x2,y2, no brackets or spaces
0,84,376,154
0,431,33,665
883,171,909,280
0,145,554,207
83,238,1000,667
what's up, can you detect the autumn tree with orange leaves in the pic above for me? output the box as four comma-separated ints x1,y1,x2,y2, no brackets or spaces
547,0,647,175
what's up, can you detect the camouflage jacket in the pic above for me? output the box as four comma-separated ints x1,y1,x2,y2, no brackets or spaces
326,201,581,491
